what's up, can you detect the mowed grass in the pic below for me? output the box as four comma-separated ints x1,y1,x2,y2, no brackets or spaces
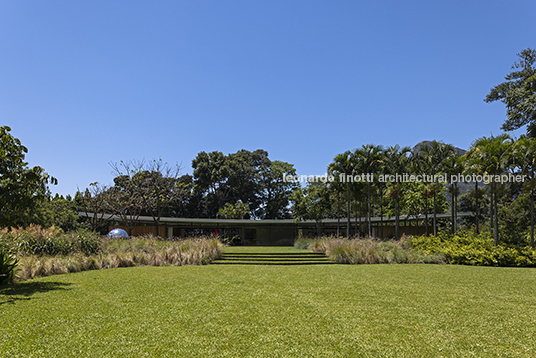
1,247,536,357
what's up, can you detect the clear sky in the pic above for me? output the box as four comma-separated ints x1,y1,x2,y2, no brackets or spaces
1,0,535,196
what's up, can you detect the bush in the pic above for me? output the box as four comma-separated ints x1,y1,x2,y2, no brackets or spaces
410,230,536,267
0,247,18,285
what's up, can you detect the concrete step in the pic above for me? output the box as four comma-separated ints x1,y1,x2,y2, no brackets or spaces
212,252,336,265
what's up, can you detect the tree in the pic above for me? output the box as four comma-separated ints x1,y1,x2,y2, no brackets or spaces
0,126,56,229
32,194,82,232
217,202,250,219
257,160,299,219
76,182,112,232
468,134,514,246
109,159,184,236
443,153,464,234
329,151,354,237
412,141,454,236
192,149,271,218
383,145,411,240
291,182,333,237
513,137,536,247
353,144,383,237
485,48,536,137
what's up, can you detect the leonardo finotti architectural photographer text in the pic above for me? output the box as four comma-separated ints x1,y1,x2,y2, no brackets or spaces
283,173,527,185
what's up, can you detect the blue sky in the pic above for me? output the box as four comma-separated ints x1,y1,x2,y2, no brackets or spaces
1,0,535,196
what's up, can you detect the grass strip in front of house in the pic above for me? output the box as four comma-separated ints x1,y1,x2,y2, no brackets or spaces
1,259,536,357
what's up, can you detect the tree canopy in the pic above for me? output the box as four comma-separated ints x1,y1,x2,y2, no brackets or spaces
0,126,56,229
485,48,536,137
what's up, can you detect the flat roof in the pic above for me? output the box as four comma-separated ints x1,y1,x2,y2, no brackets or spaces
79,212,472,226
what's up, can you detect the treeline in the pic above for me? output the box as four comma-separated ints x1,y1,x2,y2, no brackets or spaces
293,135,535,248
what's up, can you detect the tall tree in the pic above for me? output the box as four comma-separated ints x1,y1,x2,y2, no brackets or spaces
257,160,299,219
513,137,536,247
413,141,454,235
291,182,333,237
109,159,183,236
329,151,354,237
192,149,270,218
383,145,411,240
485,48,536,137
443,153,464,234
469,134,514,246
0,126,56,229
353,144,383,237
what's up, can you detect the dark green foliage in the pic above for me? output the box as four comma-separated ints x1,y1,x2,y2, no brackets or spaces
192,149,297,219
485,48,536,136
410,231,536,267
0,247,18,285
0,126,56,229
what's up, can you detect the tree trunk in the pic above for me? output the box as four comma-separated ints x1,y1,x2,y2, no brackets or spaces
490,189,494,240
433,193,437,236
531,193,534,248
380,200,384,239
475,181,479,234
355,207,358,238
367,182,372,237
337,192,340,237
346,182,350,238
451,187,455,235
395,198,400,240
425,195,429,237
494,192,499,246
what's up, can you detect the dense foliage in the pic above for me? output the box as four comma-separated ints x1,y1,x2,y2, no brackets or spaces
410,231,536,267
0,126,56,229
0,226,223,283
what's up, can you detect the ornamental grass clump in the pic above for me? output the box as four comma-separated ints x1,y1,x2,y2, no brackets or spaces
304,236,445,265
2,228,224,282
0,225,101,256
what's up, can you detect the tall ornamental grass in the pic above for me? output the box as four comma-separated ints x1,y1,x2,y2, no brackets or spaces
0,225,100,256
1,226,224,283
296,236,445,264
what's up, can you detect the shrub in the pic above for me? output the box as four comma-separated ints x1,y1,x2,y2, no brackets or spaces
409,230,536,267
0,248,18,285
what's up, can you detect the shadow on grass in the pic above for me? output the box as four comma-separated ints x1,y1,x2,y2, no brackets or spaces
0,281,72,305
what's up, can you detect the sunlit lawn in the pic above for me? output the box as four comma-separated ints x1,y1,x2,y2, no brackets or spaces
1,246,536,357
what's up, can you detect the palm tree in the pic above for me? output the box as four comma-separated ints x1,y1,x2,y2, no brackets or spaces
443,153,464,234
329,151,354,237
384,145,411,240
413,141,455,236
469,134,514,246
513,137,536,247
353,144,383,237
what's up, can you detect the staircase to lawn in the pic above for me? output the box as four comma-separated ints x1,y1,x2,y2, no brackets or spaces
212,246,336,265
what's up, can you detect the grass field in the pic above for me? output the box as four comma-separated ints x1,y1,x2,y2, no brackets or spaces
2,246,536,357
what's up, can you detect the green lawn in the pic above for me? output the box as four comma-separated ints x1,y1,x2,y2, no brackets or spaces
1,246,536,357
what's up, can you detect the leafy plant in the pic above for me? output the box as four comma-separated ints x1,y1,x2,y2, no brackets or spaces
0,248,18,285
